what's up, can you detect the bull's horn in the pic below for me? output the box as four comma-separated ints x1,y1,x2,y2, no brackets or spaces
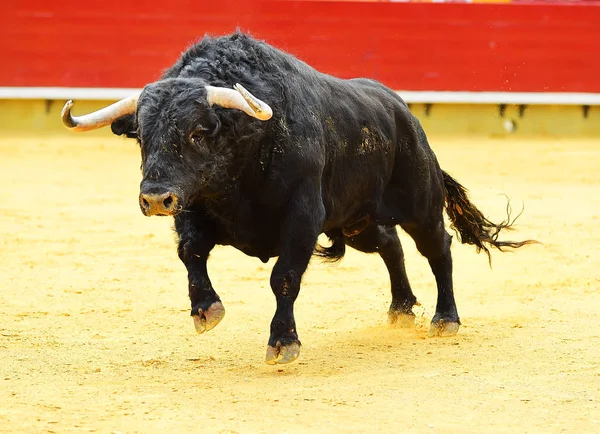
206,84,272,121
61,94,140,131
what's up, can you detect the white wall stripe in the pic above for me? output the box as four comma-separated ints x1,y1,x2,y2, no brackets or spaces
397,91,600,105
0,87,142,101
1,87,600,105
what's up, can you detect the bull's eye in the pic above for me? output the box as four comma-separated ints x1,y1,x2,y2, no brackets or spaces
190,133,204,147
190,126,210,147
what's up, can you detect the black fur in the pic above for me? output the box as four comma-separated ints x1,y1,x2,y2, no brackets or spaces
110,31,534,359
110,114,137,138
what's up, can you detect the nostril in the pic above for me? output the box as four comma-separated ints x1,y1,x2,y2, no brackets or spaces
139,191,179,216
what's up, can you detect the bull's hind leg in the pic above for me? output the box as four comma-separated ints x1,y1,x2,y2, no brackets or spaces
401,220,460,337
175,214,225,334
344,224,419,327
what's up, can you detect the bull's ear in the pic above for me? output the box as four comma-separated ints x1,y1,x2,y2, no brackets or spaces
111,114,137,138
205,111,221,137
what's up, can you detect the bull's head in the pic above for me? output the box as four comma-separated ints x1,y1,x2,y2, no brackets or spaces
62,79,272,216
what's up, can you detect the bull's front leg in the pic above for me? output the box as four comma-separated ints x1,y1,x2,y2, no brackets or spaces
266,182,325,365
175,214,224,334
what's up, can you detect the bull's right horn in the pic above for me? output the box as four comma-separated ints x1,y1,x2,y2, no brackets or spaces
206,84,272,121
61,94,140,132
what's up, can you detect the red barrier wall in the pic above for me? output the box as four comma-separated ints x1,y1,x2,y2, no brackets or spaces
1,0,599,92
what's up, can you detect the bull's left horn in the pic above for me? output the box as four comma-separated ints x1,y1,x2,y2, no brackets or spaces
206,84,272,121
61,94,140,131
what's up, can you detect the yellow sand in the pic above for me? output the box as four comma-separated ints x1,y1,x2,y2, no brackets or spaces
0,134,598,433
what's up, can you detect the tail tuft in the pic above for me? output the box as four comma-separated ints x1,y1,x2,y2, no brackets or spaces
442,170,538,265
315,230,346,262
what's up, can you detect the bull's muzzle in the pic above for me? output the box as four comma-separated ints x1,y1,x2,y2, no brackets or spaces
139,191,180,216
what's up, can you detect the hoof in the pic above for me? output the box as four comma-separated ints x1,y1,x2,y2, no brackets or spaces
265,341,301,365
428,319,460,337
192,301,225,334
388,311,415,328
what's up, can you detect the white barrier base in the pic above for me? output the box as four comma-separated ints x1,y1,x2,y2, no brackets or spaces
1,87,600,105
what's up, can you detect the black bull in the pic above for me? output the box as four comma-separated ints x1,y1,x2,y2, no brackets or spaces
61,32,535,365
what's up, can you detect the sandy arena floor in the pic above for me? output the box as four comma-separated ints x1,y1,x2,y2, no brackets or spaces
0,133,598,433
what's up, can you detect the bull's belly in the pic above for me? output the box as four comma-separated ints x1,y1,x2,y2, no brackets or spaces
322,185,410,232
208,186,402,260
234,243,279,263
214,224,281,263
322,195,379,232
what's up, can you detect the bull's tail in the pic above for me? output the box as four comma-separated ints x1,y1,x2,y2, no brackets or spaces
315,230,346,262
442,170,537,264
